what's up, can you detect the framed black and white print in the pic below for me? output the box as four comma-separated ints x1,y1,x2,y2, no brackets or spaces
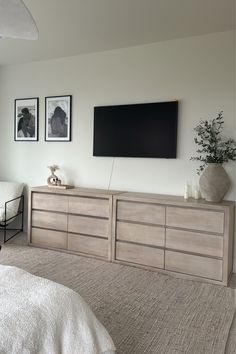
45,95,72,141
14,98,39,141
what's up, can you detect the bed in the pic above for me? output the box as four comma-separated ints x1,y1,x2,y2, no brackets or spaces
0,265,115,354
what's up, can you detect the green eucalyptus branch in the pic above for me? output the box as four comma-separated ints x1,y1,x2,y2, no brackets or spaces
191,111,236,174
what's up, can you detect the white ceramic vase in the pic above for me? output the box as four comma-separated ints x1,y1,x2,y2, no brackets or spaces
199,163,230,202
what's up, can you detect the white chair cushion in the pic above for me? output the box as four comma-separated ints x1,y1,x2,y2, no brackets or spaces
0,182,24,220
0,207,17,223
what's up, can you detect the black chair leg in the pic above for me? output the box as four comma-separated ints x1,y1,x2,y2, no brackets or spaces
3,223,6,243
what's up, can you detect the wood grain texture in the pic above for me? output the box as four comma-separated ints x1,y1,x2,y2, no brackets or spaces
117,201,165,225
228,207,234,276
31,228,67,249
32,192,68,212
116,221,165,247
31,185,122,197
116,192,233,209
107,197,113,261
68,196,109,218
113,258,228,286
116,241,164,269
165,250,223,281
29,187,114,262
166,228,223,258
68,215,109,237
223,205,235,281
27,190,32,244
111,198,118,262
32,210,67,231
68,233,108,258
166,206,224,234
28,187,234,286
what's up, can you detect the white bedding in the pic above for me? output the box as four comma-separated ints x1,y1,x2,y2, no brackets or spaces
0,265,116,354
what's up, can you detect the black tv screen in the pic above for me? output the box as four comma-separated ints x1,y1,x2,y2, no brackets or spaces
93,101,178,158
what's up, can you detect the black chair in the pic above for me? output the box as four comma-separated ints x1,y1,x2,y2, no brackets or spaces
0,195,24,243
0,182,24,243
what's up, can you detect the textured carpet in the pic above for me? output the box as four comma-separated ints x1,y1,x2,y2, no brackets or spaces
226,312,236,353
0,234,235,354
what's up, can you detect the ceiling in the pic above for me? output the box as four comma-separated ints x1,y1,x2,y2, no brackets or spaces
0,0,235,66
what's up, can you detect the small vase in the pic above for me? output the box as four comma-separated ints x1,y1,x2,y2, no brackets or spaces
199,163,230,202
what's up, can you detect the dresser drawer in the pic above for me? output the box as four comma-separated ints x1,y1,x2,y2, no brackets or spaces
31,228,67,249
165,250,222,281
166,228,223,258
68,215,109,237
32,192,68,213
116,221,165,247
166,207,224,234
116,242,164,268
117,201,165,225
32,210,67,231
68,234,108,258
68,196,109,218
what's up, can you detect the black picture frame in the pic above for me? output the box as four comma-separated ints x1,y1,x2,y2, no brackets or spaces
14,97,39,141
45,95,72,142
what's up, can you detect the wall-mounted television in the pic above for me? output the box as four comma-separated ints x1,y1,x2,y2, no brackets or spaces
93,101,178,158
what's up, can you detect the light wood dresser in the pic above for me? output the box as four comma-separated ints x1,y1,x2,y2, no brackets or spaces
28,186,121,261
112,192,234,286
28,187,234,286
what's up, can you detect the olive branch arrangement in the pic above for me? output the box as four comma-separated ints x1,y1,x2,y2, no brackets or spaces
191,111,236,174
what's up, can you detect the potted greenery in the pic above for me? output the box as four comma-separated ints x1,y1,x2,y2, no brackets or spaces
191,111,236,202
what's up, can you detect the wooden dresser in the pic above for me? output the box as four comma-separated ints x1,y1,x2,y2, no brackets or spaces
28,187,234,286
112,192,234,286
28,186,120,261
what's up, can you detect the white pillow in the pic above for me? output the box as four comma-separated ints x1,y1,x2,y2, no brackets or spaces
0,182,24,216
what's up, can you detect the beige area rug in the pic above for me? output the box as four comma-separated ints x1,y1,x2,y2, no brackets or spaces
225,307,236,353
0,234,235,354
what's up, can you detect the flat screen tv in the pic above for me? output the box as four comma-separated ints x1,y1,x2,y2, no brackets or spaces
93,101,178,158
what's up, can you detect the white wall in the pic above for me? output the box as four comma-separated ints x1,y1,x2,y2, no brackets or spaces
0,31,235,266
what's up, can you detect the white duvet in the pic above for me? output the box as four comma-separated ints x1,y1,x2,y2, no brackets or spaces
0,265,116,354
